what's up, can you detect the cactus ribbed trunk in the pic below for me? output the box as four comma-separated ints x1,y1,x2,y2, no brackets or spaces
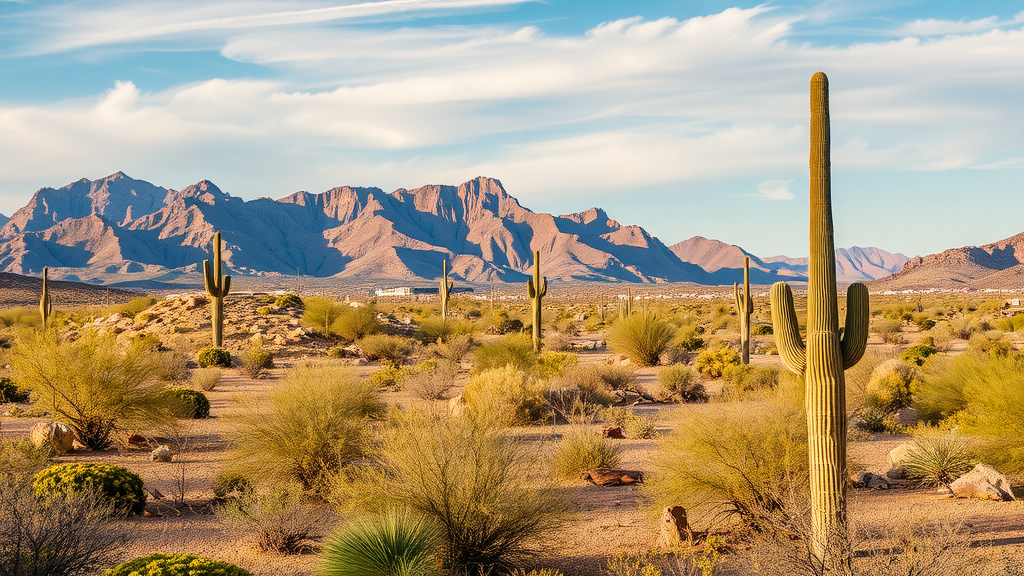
39,267,52,328
770,72,869,565
440,259,454,319
734,256,753,364
527,250,547,353
203,231,232,348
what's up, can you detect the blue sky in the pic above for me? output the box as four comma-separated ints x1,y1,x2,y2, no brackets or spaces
0,0,1021,258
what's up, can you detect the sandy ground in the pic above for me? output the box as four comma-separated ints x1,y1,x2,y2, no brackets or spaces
3,349,1024,576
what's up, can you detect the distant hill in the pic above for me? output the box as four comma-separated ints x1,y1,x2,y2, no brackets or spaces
0,271,138,308
874,232,1024,290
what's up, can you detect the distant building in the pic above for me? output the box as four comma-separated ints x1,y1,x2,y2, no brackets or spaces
375,286,474,297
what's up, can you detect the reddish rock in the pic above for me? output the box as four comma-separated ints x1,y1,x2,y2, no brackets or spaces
602,426,624,439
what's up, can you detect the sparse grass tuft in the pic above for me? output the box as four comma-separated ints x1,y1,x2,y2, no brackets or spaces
608,313,676,367
552,428,621,480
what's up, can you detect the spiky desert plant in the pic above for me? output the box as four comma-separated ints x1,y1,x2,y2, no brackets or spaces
734,256,754,364
319,510,439,576
203,231,232,347
38,267,54,329
527,250,547,353
769,72,869,562
439,259,454,320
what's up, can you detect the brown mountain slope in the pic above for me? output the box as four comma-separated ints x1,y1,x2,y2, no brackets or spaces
873,232,1024,290
0,272,138,308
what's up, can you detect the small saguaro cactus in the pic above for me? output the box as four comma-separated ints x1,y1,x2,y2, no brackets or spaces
770,72,869,562
39,267,52,328
203,231,232,348
620,287,633,319
526,250,547,353
439,259,454,319
734,256,754,364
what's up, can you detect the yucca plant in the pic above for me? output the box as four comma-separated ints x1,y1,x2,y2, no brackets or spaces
319,510,439,576
901,432,976,491
608,312,676,367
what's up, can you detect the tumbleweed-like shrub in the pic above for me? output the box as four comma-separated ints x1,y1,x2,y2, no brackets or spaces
462,366,546,426
33,462,146,516
658,365,707,403
358,334,413,369
473,334,536,373
552,429,621,480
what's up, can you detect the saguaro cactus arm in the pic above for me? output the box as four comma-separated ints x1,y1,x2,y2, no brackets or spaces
841,283,869,369
770,282,807,375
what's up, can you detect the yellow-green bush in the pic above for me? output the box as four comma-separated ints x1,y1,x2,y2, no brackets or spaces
658,365,707,403
463,366,545,426
865,359,918,414
33,462,146,516
693,346,740,378
473,334,536,373
536,351,578,378
608,313,676,366
553,429,621,480
103,554,251,576
0,376,29,403
369,366,407,388
358,334,412,369
159,387,210,419
197,346,231,368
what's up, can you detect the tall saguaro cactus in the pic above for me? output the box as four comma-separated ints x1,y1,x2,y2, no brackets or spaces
439,259,454,319
203,231,232,348
734,256,754,364
39,267,52,328
770,72,869,561
527,250,547,353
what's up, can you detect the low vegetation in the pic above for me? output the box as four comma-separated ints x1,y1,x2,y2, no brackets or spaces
319,510,438,576
608,313,675,366
553,428,621,480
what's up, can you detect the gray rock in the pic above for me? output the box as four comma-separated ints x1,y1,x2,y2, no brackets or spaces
853,471,891,489
150,445,173,462
895,407,919,427
950,464,1015,501
886,441,914,479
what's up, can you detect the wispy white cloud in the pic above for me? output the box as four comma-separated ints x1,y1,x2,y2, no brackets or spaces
900,12,1024,36
757,180,794,200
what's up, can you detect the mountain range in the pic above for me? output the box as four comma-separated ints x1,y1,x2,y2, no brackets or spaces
873,231,1024,291
0,172,908,286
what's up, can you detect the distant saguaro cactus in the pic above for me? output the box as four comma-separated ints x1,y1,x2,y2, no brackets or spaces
203,231,232,348
770,72,869,562
527,250,547,353
439,259,454,319
39,267,52,328
620,287,633,319
734,256,753,364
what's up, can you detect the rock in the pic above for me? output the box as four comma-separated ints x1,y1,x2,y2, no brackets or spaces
273,334,287,345
895,407,918,427
351,358,368,367
151,445,173,462
127,433,149,446
658,506,691,549
581,467,644,486
29,422,75,454
448,394,467,416
612,390,641,406
950,464,1015,501
852,471,890,489
602,426,624,439
886,441,914,479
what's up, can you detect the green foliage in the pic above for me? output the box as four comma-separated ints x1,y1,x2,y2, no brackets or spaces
553,429,621,480
428,333,474,364
0,439,51,480
334,304,382,341
303,297,347,337
159,387,210,419
865,359,918,413
605,552,663,576
358,334,412,369
721,364,779,393
608,313,676,366
0,376,28,403
600,407,657,439
536,351,578,378
693,346,740,378
596,364,637,391
901,432,976,489
658,365,708,403
197,346,232,368
901,343,938,366
495,317,524,335
33,463,146,516
212,471,251,500
275,293,303,309
257,306,274,316
227,361,385,492
239,343,274,378
104,554,251,576
0,306,42,328
370,366,408,389
463,366,546,426
10,331,163,450
751,324,773,336
319,510,439,576
548,364,617,408
191,367,222,392
416,317,472,344
105,296,159,319
473,334,537,373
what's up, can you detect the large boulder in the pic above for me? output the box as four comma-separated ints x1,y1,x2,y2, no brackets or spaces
950,464,1015,501
886,441,914,479
29,421,75,454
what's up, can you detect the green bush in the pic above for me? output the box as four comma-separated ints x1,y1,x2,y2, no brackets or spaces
197,346,231,368
721,364,779,393
275,293,303,309
553,429,621,480
304,297,347,337
257,306,274,316
239,343,274,378
536,351,578,378
227,362,385,493
358,334,412,369
693,346,740,378
473,334,536,373
901,343,938,366
370,366,408,389
319,510,439,576
548,364,617,408
751,324,773,336
159,387,210,419
104,554,251,576
429,333,474,364
334,304,381,341
608,313,676,366
213,471,251,500
0,376,29,403
106,296,158,319
494,317,524,335
658,365,707,403
600,407,657,439
463,366,545,426
674,327,705,353
10,331,163,450
865,359,918,413
901,432,976,490
416,316,472,344
33,463,146,516
596,364,636,390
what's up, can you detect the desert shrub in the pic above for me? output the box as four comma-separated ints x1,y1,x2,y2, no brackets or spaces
239,343,274,378
319,510,439,576
104,554,250,576
901,432,976,490
463,366,545,426
275,293,303,309
334,304,381,341
217,485,326,554
191,367,222,392
417,316,472,344
304,296,347,337
948,316,976,340
843,348,896,415
0,377,28,403
473,334,536,373
647,391,807,530
346,412,567,573
544,332,572,352
0,440,51,480
33,463,146,516
107,296,158,319
864,359,918,413
493,316,524,335
359,334,412,369
873,318,905,345
227,362,385,492
10,331,163,450
601,406,634,428
430,333,474,364
721,364,780,394
511,570,564,576
370,366,408,389
0,306,42,328
536,351,578,378
597,364,637,390
608,313,676,366
901,342,938,366
1,476,129,576
159,387,210,419
197,346,232,368
915,316,937,331
553,429,621,480
155,350,191,382
751,324,773,336
968,330,1013,358
694,346,740,378
213,471,252,501
658,365,707,403
674,328,705,352
405,361,458,400
550,364,616,407
622,414,658,439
